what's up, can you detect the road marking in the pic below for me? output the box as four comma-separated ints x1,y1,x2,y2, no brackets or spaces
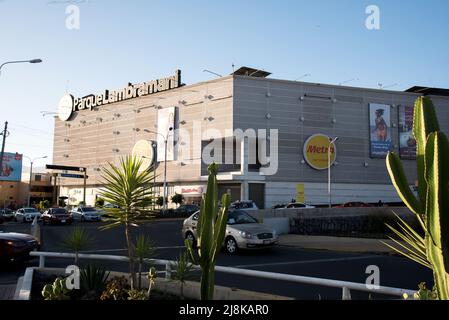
80,245,185,253
232,255,380,268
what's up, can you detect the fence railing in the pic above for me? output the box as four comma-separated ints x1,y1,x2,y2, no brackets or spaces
30,251,416,300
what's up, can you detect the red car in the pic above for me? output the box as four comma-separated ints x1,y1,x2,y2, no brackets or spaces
0,232,40,264
41,208,73,225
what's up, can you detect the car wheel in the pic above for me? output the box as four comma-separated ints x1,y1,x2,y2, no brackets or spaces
185,232,196,248
225,237,238,255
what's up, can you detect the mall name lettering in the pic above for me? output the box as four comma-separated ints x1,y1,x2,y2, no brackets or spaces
74,70,181,111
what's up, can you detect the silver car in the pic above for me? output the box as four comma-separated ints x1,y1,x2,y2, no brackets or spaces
182,210,278,254
71,206,102,222
14,208,41,223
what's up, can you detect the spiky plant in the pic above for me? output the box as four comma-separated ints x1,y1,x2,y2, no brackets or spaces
99,156,156,290
185,163,231,300
134,234,155,290
170,251,195,299
62,227,94,265
384,96,449,299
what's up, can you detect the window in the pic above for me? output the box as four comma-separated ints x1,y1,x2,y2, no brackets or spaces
35,175,42,182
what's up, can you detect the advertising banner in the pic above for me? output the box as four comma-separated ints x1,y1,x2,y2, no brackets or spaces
296,183,305,203
399,105,417,160
369,103,392,158
0,152,23,181
157,107,176,161
302,134,336,170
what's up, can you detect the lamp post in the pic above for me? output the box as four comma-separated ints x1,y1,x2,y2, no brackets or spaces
144,128,173,212
23,155,48,207
328,137,339,208
0,59,42,76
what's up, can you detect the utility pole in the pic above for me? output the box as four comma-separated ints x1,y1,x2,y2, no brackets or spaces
0,121,9,178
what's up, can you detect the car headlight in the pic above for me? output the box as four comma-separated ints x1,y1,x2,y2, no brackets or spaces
6,240,27,248
239,231,253,239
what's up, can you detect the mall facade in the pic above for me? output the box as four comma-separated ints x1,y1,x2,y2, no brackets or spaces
52,67,449,209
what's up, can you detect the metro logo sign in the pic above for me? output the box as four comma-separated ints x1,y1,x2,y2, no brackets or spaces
303,134,337,170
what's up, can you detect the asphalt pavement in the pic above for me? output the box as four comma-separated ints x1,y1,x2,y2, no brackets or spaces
0,219,433,300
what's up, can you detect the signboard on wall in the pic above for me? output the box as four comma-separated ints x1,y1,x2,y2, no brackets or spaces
303,134,336,170
398,105,416,160
132,140,156,170
296,184,305,203
369,103,392,158
0,152,23,181
157,107,177,162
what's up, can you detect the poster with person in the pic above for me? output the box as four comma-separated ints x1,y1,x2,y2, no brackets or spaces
399,105,416,160
0,152,23,181
369,103,392,158
157,106,176,161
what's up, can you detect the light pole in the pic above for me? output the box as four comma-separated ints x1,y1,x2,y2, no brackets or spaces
144,128,173,212
23,155,48,207
0,59,42,76
328,137,339,208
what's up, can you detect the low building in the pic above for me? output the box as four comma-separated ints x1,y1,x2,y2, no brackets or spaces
51,67,449,208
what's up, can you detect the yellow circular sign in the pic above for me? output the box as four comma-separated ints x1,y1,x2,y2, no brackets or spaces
303,134,337,170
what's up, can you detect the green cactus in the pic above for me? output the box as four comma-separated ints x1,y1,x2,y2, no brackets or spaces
42,277,71,300
385,96,449,299
185,163,231,300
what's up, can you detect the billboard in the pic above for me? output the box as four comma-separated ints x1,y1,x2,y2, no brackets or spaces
157,107,176,162
399,105,417,160
369,103,392,158
0,152,23,181
303,134,336,170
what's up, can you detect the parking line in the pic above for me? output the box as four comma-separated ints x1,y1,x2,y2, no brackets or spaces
232,255,380,269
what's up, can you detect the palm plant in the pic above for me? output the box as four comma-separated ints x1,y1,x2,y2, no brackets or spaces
134,234,155,290
99,156,155,290
62,227,94,265
170,251,195,299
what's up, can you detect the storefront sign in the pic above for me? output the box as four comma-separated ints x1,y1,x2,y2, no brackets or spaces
58,70,182,121
132,140,156,171
303,134,336,170
175,185,205,195
369,103,393,158
296,183,305,203
399,105,416,160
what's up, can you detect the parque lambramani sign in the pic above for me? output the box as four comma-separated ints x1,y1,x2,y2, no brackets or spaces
57,69,182,121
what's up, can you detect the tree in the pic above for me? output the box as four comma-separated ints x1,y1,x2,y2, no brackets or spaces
155,196,166,208
99,156,155,290
171,193,184,207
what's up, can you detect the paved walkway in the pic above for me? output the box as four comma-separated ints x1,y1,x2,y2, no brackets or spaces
278,234,398,254
0,284,16,300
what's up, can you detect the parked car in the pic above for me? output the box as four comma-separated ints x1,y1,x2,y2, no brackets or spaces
103,203,121,209
14,208,41,223
71,206,102,222
0,209,14,222
182,209,278,254
0,232,40,264
41,208,73,225
229,200,259,211
336,202,373,208
174,204,200,216
275,202,315,209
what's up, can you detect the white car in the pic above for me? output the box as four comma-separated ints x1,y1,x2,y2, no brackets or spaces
71,206,102,222
14,208,41,223
275,202,315,209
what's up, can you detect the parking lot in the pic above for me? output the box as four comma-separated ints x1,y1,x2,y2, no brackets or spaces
1,218,433,299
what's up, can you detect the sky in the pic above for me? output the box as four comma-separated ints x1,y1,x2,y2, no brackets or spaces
0,0,448,172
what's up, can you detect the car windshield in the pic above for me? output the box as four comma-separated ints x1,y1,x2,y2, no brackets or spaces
52,209,67,214
82,207,97,212
227,210,257,225
24,208,38,213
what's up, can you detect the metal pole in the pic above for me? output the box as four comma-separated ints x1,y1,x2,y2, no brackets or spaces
83,169,87,205
153,164,156,211
163,139,167,212
0,121,8,178
328,144,331,208
28,161,33,207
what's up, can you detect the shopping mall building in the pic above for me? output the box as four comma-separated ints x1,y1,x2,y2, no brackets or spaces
52,67,449,209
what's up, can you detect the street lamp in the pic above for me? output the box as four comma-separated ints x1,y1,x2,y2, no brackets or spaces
0,59,43,76
23,155,48,207
328,137,339,208
144,128,173,212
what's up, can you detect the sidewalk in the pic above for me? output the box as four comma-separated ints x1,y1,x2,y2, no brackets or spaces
278,234,398,254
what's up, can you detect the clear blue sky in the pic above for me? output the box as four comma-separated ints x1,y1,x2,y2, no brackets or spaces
0,0,448,168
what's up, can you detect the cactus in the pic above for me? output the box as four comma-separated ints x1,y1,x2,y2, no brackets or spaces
385,96,449,299
185,163,231,300
42,277,71,300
